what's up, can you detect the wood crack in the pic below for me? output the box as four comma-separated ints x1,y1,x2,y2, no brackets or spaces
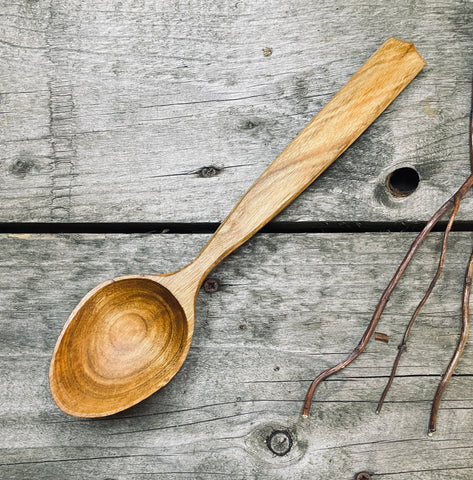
109,410,267,435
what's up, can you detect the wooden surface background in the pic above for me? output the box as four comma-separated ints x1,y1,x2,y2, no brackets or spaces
1,0,473,479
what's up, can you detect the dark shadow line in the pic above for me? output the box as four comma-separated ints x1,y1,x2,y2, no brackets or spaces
1,221,473,235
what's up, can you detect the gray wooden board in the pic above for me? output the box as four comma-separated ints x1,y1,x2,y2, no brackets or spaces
1,232,473,479
1,0,473,223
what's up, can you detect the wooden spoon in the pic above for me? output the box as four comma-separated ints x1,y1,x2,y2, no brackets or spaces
50,38,425,417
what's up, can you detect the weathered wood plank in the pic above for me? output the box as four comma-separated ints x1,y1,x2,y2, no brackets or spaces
1,0,472,223
1,232,473,478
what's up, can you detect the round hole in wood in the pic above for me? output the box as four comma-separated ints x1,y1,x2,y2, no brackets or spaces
385,167,420,197
50,278,188,416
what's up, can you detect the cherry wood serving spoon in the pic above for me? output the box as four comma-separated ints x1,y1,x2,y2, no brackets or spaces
50,38,425,417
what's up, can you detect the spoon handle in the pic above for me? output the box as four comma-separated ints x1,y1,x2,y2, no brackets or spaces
189,37,425,280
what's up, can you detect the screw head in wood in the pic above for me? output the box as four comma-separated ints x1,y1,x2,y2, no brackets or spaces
355,472,372,480
266,429,293,456
203,278,220,293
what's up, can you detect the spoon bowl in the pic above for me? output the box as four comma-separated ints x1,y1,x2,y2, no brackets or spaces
49,38,426,417
50,275,192,417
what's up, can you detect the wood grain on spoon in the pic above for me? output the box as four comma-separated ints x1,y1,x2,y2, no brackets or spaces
49,38,426,417
161,37,427,327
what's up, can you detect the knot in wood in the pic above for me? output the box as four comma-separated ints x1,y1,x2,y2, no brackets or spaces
266,429,293,456
203,278,220,293
199,166,220,178
10,156,35,178
385,167,419,197
355,472,372,480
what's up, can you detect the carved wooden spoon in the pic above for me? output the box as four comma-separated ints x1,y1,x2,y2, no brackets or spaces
50,38,425,417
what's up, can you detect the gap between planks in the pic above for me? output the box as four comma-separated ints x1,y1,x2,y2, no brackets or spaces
2,221,473,235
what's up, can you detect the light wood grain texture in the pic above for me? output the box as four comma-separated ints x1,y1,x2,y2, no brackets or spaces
49,39,425,418
188,38,425,275
2,232,473,479
2,0,473,478
1,0,472,224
